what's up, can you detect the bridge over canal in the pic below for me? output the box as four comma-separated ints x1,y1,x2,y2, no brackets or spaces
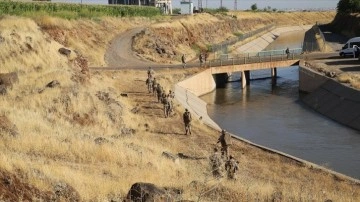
202,48,303,88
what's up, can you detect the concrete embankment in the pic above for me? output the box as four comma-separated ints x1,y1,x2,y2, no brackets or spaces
175,68,221,130
232,25,312,54
174,25,360,184
299,62,360,131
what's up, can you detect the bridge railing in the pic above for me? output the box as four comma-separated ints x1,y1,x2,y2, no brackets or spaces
205,48,303,68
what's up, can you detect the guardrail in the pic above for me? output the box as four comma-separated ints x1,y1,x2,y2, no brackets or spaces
204,48,303,67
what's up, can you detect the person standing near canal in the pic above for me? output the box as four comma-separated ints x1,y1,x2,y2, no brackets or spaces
181,54,186,68
217,129,232,159
285,47,290,59
183,108,192,135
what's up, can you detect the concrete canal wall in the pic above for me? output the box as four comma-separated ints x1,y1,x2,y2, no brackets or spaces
299,63,360,131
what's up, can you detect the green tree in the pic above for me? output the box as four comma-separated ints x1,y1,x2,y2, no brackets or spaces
337,0,360,13
251,3,257,11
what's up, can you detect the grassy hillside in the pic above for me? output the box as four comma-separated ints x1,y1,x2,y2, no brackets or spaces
0,11,359,201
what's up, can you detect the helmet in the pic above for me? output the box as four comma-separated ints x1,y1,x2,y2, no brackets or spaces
185,108,188,111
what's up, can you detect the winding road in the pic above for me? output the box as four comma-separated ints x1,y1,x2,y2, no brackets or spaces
104,27,157,69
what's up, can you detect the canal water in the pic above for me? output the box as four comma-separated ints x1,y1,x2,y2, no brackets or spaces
200,31,360,180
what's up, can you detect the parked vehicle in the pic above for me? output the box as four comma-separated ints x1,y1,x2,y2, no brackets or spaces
339,37,360,57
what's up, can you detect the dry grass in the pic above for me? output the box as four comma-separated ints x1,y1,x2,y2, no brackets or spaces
0,13,359,201
338,72,360,89
35,15,153,67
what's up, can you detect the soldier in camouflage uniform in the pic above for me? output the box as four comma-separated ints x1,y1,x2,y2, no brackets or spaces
147,67,155,78
225,155,238,180
152,78,158,96
183,108,192,135
162,94,171,118
156,84,163,103
209,148,223,178
168,90,175,113
145,76,153,93
217,129,232,159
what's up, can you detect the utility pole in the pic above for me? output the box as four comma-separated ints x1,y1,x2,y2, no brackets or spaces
234,0,237,10
220,0,223,8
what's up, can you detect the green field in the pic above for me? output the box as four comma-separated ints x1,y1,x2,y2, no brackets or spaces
0,1,161,19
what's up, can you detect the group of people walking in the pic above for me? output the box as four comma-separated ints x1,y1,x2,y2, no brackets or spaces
181,51,208,68
209,129,239,180
145,67,238,180
146,67,175,118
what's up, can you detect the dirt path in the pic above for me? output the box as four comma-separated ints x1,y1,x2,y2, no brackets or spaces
104,27,157,69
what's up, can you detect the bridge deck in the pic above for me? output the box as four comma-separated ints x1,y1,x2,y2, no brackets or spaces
209,59,300,74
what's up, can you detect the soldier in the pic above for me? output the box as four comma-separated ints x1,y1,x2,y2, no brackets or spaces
199,52,204,67
225,155,238,180
152,78,158,96
147,67,155,78
209,148,223,178
181,54,186,68
161,89,167,103
145,76,153,93
168,90,175,99
217,129,232,159
183,108,192,135
162,94,171,118
168,90,175,113
156,84,163,103
285,47,290,59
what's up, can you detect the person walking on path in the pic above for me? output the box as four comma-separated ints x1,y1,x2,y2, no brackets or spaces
225,155,238,180
156,84,163,102
183,108,192,135
209,148,223,178
217,129,232,159
199,52,204,67
145,76,153,93
162,94,171,118
152,78,158,96
181,54,186,68
147,67,155,78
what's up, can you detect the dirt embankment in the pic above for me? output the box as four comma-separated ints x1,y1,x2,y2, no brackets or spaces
133,11,336,64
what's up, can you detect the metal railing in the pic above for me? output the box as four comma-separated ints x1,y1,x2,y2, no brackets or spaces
204,48,303,68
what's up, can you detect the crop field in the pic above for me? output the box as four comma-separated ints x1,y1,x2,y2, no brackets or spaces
0,1,161,18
